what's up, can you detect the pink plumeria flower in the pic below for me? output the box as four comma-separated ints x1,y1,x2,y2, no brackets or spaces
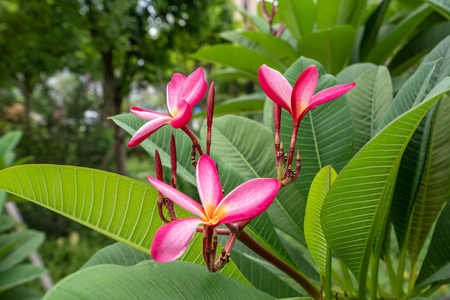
258,64,355,126
148,155,279,263
128,68,207,147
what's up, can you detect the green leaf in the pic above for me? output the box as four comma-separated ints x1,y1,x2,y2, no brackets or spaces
316,0,368,29
419,35,450,92
359,0,392,61
0,131,22,158
336,62,377,84
305,166,337,277
0,264,47,293
81,242,149,269
0,165,249,284
278,0,315,39
0,230,45,272
193,45,285,75
241,31,298,67
389,22,450,76
44,261,275,300
365,4,433,64
0,287,43,300
111,114,196,186
345,66,393,153
321,77,450,284
426,0,450,19
0,215,14,233
194,94,266,118
407,97,450,266
297,25,357,75
416,201,450,287
378,59,439,131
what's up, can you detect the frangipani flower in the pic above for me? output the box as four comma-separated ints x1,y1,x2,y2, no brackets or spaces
128,68,207,147
258,64,355,126
148,155,279,263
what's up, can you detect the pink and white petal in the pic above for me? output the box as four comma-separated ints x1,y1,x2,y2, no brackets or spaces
196,155,223,219
170,100,192,129
179,68,207,107
151,218,203,262
167,73,186,115
309,82,356,107
148,176,206,218
291,65,318,120
128,117,172,148
130,107,171,120
215,178,279,224
258,65,292,112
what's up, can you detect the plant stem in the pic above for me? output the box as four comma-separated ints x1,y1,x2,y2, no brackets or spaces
237,230,321,300
325,245,332,300
181,126,203,156
396,243,408,298
339,259,354,296
408,260,417,292
370,255,380,300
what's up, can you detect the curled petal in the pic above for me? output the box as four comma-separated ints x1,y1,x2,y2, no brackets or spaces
258,64,292,113
167,73,186,115
148,176,206,219
130,107,170,120
128,117,172,147
179,68,208,107
196,155,223,219
151,218,203,262
310,82,356,107
215,178,279,224
170,100,192,129
291,65,318,120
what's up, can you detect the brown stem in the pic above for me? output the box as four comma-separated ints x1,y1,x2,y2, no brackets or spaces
158,202,170,223
202,225,214,272
238,230,321,300
284,124,299,178
196,227,230,235
182,126,203,156
170,135,177,189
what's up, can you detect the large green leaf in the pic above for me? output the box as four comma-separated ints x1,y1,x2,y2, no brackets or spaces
344,66,393,153
304,165,337,277
407,97,450,266
419,35,450,93
0,265,46,293
415,201,450,287
278,0,315,39
81,242,150,269
297,25,357,75
0,287,43,300
193,45,285,75
263,58,354,198
316,0,367,29
44,261,274,300
378,59,439,131
321,77,450,285
0,230,45,272
388,22,450,76
336,62,377,84
366,4,433,64
0,165,248,283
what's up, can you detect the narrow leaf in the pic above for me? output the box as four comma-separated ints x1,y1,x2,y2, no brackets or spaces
0,265,46,293
305,165,337,276
278,0,315,39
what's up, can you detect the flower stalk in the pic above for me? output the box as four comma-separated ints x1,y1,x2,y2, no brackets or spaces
206,82,215,156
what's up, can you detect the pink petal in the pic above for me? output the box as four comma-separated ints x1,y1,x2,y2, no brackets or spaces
291,65,318,121
258,64,292,113
147,176,206,219
214,178,279,224
179,68,207,107
151,217,203,262
128,117,172,147
170,100,192,129
130,107,171,120
310,82,356,107
167,73,186,115
196,155,223,219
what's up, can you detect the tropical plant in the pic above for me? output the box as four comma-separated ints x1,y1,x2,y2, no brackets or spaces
0,22,449,300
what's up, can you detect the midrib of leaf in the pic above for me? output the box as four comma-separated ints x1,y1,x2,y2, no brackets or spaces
308,112,323,170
